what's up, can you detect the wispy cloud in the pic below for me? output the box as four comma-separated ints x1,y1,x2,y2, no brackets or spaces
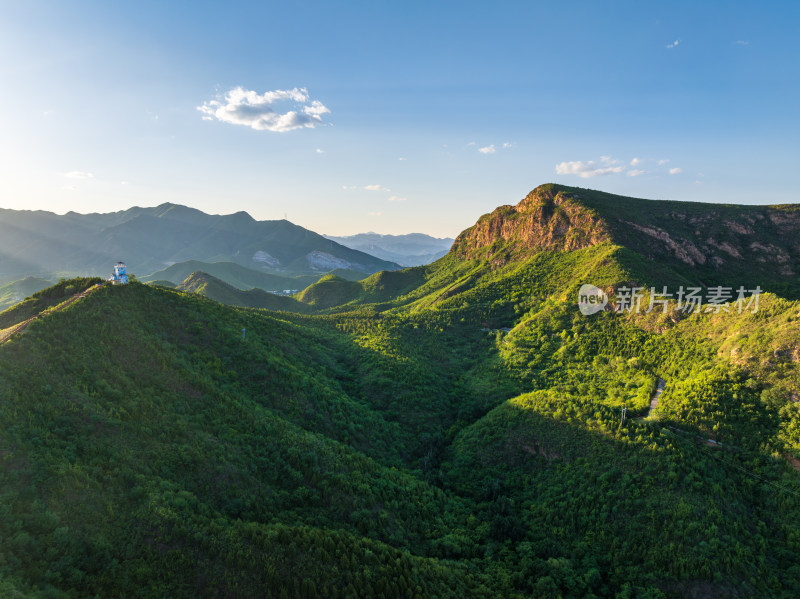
555,156,625,178
61,185,79,191
197,87,330,132
557,156,686,178
388,196,407,202
734,40,750,46
365,184,389,192
368,211,382,217
666,39,681,49
64,171,94,179
474,142,512,154
315,148,325,154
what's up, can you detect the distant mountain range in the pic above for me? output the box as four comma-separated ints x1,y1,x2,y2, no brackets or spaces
324,232,453,266
0,203,399,284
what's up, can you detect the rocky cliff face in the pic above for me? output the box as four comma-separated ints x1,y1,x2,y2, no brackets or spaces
451,183,800,295
453,184,611,261
455,184,800,270
620,208,800,278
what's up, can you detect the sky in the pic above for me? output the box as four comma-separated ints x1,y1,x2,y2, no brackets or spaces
0,0,798,238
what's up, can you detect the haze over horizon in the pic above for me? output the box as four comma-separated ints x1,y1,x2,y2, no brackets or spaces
1,0,797,238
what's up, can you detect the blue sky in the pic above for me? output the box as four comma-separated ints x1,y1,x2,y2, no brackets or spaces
1,1,797,237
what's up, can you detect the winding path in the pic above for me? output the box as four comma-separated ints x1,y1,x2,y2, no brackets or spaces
647,377,666,418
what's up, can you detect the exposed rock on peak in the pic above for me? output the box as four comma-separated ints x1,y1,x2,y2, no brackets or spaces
450,183,800,296
453,184,611,261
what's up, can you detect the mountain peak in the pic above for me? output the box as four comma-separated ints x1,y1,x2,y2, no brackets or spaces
450,183,800,296
453,184,611,261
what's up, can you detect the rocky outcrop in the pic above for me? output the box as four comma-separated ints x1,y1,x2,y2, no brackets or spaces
622,221,707,266
251,250,281,268
450,184,800,284
453,185,611,261
306,250,357,271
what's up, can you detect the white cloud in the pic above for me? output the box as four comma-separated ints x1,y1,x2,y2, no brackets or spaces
466,141,477,147
368,211,382,217
628,169,646,177
502,142,513,149
315,148,325,154
669,167,682,175
64,171,94,179
365,184,389,192
657,159,669,165
666,39,680,49
398,157,406,161
555,156,625,178
388,196,407,202
630,157,641,166
197,87,330,132
478,144,496,154
734,40,750,46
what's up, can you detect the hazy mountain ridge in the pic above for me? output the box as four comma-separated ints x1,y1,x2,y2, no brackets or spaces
325,232,454,266
0,203,400,283
141,260,320,292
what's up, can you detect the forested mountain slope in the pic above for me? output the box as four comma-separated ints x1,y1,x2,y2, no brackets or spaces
176,271,309,312
2,185,800,598
0,276,52,312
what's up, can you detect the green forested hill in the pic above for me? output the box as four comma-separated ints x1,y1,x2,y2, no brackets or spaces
176,270,309,312
0,277,52,312
141,260,321,291
2,185,800,598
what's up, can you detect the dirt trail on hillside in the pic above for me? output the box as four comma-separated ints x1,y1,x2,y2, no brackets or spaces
0,285,100,345
648,378,666,418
